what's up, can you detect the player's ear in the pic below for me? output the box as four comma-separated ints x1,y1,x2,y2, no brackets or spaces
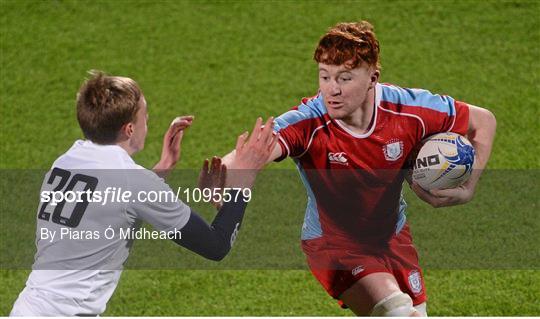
122,122,134,138
370,69,380,88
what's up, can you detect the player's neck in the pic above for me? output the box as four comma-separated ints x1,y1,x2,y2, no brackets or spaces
338,89,375,134
116,140,137,156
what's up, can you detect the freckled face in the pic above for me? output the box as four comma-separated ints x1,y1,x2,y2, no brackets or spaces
318,62,377,120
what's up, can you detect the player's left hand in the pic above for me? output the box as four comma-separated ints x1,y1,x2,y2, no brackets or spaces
410,182,474,208
154,115,194,177
198,156,227,209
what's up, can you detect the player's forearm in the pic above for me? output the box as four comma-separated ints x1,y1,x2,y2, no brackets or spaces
220,144,281,190
221,150,256,188
173,191,249,261
464,105,497,190
221,150,236,168
152,160,175,179
222,141,283,169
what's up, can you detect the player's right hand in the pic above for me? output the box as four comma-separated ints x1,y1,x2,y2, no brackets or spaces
410,181,474,208
153,115,194,179
224,117,278,189
229,117,278,171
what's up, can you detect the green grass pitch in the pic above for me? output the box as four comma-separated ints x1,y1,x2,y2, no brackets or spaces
1,0,539,316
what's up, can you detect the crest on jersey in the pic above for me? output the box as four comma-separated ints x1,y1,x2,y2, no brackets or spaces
408,270,423,295
383,140,404,161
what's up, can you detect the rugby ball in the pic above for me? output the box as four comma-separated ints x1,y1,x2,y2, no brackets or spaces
412,132,475,190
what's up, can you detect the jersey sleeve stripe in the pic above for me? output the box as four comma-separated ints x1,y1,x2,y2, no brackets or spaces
381,84,456,115
274,95,327,132
278,135,291,157
295,121,330,158
448,108,457,132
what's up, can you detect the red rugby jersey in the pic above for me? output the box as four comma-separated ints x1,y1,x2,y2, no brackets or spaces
273,83,469,245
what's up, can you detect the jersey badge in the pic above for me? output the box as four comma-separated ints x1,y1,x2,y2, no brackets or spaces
408,270,423,295
383,139,404,161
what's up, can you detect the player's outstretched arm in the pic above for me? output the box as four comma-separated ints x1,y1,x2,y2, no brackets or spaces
153,115,194,179
411,104,496,207
172,117,278,261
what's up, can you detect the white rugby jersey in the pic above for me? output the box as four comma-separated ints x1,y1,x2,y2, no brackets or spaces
11,140,191,316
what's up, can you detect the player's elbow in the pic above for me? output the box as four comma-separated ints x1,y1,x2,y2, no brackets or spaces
430,201,442,209
482,108,497,132
205,245,230,262
200,239,231,262
208,253,227,262
470,105,497,135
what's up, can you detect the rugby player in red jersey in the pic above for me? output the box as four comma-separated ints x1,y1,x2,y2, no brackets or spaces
225,21,496,316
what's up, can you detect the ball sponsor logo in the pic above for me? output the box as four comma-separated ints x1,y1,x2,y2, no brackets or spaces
414,154,440,169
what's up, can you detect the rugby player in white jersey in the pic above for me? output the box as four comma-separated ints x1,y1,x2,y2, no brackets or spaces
10,71,277,316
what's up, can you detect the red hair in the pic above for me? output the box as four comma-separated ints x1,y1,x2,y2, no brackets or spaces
314,21,381,70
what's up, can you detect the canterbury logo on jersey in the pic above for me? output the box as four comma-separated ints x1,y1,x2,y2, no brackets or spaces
328,152,348,165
